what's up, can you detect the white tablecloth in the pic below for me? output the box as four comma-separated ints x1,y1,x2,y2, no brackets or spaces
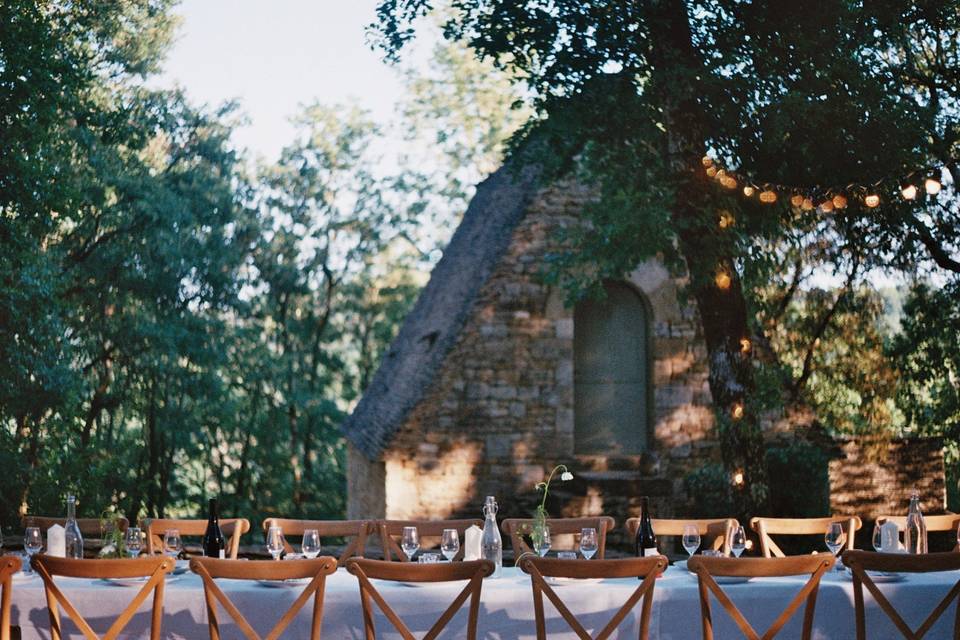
10,565,960,638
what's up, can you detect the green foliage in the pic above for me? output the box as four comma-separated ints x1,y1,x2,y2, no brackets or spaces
684,464,735,519
765,441,830,518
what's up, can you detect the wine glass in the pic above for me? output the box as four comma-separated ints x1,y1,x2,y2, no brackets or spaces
125,527,143,558
163,529,182,559
401,526,419,561
730,525,747,558
825,522,846,571
682,524,701,558
956,521,960,552
302,529,321,559
24,527,43,574
533,526,551,558
266,526,285,561
872,520,884,552
580,527,598,560
440,529,460,562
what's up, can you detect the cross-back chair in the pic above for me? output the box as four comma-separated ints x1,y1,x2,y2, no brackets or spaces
626,518,737,556
749,516,861,558
502,516,616,559
31,555,173,640
0,556,22,640
143,517,250,559
378,519,482,561
21,515,129,538
519,555,667,640
874,514,960,550
687,554,834,640
843,550,960,639
261,518,373,565
346,558,494,640
191,556,338,640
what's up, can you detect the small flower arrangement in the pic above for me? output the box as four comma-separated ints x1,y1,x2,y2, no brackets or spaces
97,511,129,558
532,464,574,548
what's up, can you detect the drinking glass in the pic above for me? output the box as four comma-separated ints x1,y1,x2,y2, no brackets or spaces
872,521,884,552
125,527,142,558
825,522,846,571
956,521,960,552
533,526,551,558
580,527,598,560
302,529,321,559
682,524,701,558
440,529,460,562
401,526,420,561
266,526,285,561
163,529,182,559
24,527,43,574
730,525,746,558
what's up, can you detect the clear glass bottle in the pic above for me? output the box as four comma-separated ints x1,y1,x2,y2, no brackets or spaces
905,489,928,554
65,494,84,559
481,495,502,577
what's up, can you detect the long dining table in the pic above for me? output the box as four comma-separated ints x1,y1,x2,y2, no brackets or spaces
9,560,960,639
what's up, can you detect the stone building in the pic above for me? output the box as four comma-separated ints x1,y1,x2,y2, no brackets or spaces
340,163,946,526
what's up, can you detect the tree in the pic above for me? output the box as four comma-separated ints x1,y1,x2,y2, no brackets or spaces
373,0,960,516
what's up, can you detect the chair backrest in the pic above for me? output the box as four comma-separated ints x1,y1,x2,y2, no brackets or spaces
21,516,129,538
749,516,862,557
876,514,960,533
501,517,616,559
31,555,173,640
190,556,338,640
842,550,960,640
519,555,667,640
378,519,482,561
345,558,493,640
261,518,373,565
0,556,22,640
687,554,834,640
143,517,250,559
626,518,737,555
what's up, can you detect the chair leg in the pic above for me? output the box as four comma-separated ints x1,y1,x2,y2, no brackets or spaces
697,578,713,640
853,574,866,640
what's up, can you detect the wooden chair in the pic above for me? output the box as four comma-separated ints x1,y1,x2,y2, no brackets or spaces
191,556,338,640
749,516,862,558
143,517,250,559
626,518,737,556
378,519,482,561
843,550,960,640
345,558,493,640
20,515,129,538
31,555,173,640
875,514,960,550
261,518,373,565
502,516,616,559
687,554,834,640
0,556,22,640
519,555,667,640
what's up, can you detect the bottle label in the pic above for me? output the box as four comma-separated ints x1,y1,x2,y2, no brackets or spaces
219,549,225,560
641,546,658,557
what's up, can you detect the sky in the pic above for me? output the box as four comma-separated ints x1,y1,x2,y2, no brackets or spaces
154,0,417,163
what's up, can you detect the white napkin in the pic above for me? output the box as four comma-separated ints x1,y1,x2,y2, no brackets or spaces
47,524,66,558
464,525,482,561
880,521,902,552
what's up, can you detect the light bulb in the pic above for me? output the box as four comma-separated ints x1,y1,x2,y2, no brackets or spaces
718,210,735,228
743,185,756,197
865,194,880,208
715,271,732,290
925,178,941,195
702,156,713,167
731,403,744,420
706,166,717,177
832,194,848,209
901,184,917,200
802,198,814,211
759,189,777,204
790,194,804,208
739,338,751,353
820,199,834,213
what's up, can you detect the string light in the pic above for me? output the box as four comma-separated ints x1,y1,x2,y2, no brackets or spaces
715,270,732,290
732,470,745,487
832,194,848,210
926,178,942,195
901,184,918,200
865,194,880,208
801,197,814,211
706,166,718,178
759,189,777,204
702,156,714,168
743,185,755,197
731,402,745,420
739,338,751,354
820,199,834,213
790,194,804,208
718,210,736,228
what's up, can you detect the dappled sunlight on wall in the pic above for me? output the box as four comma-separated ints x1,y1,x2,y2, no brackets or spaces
384,439,482,520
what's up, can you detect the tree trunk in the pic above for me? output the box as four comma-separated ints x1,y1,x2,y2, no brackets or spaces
643,0,769,516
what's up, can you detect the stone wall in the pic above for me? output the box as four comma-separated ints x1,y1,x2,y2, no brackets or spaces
348,180,722,523
346,442,386,520
829,437,946,519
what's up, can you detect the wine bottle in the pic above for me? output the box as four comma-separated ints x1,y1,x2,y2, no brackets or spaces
202,498,226,559
635,496,658,557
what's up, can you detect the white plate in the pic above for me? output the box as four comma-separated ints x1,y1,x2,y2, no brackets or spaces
99,575,179,587
545,577,605,586
257,578,312,588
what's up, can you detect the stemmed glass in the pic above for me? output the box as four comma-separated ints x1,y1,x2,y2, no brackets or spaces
266,526,285,561
682,524,701,559
872,521,884,552
825,522,846,571
24,527,43,574
440,529,460,562
163,529,182,559
730,525,747,558
956,521,960,551
533,526,551,557
124,527,142,558
302,529,321,559
580,528,598,560
401,526,420,561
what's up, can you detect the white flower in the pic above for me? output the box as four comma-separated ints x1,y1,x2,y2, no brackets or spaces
561,471,574,482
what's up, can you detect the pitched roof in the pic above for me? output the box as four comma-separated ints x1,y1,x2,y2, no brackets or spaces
341,163,542,459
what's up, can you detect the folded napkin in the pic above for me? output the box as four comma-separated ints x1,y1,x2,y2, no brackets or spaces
464,525,482,561
47,524,66,558
880,521,903,552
